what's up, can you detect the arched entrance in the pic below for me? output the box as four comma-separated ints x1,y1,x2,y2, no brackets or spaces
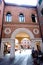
0,38,15,58
4,42,11,55
15,33,31,54
11,28,34,39
11,28,34,56
0,28,42,58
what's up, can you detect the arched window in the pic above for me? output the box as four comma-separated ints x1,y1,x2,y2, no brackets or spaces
41,8,43,15
31,14,37,23
19,13,25,22
38,0,42,5
6,12,12,22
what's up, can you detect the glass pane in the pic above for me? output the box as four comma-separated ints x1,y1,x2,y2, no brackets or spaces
6,16,9,22
21,17,24,22
39,0,42,5
9,16,12,22
19,17,22,22
6,14,12,22
19,15,24,22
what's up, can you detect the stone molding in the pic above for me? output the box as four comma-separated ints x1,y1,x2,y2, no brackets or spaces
1,38,14,43
4,28,11,35
11,28,34,39
33,28,39,34
3,24,39,28
31,38,42,42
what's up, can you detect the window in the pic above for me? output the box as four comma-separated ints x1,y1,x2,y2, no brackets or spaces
31,14,37,23
6,12,12,22
0,0,2,4
19,13,25,22
41,8,43,15
38,0,42,5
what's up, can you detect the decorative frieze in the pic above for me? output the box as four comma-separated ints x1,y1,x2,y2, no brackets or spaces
3,24,39,28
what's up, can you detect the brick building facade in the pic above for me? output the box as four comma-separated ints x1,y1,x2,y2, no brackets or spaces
0,0,43,58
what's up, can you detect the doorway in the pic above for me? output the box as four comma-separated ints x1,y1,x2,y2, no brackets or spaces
15,32,32,55
11,28,34,57
36,41,41,51
4,42,11,56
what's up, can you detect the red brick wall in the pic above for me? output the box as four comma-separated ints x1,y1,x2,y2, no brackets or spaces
2,4,41,38
4,6,38,24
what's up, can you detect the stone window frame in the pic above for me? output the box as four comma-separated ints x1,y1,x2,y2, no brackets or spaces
6,12,12,22
31,14,37,23
19,13,25,23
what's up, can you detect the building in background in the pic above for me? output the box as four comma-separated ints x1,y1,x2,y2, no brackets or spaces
0,0,43,58
37,0,43,41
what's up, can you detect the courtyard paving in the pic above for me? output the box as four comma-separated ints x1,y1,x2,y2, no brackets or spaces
0,49,43,65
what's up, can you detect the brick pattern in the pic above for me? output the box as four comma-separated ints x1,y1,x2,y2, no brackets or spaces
0,0,41,39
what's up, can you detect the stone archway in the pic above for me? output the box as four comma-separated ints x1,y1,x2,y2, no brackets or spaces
10,28,34,56
0,28,35,58
0,28,42,58
11,28,34,39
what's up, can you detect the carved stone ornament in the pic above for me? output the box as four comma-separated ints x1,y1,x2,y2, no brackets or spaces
33,28,39,34
4,28,11,35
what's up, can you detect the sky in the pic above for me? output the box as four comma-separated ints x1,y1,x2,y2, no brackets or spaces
5,0,38,6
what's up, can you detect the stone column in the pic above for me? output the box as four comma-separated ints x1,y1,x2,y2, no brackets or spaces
31,39,34,48
19,40,21,53
31,39,37,50
0,42,4,58
40,40,43,52
10,40,15,58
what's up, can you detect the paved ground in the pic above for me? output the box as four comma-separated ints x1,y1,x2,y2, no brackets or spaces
0,49,36,65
